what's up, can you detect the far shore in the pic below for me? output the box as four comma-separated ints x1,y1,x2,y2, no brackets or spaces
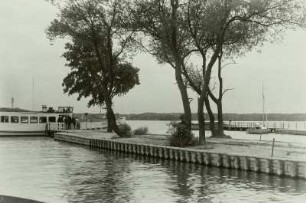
71,112,306,122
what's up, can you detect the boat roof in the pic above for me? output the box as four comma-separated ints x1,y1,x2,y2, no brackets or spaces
0,108,71,115
0,107,32,112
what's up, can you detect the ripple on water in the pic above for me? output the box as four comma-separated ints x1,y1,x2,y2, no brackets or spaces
0,137,306,203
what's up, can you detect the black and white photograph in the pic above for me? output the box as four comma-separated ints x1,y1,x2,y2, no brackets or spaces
1,0,306,202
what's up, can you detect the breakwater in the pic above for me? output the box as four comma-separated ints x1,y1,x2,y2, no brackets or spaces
54,133,306,179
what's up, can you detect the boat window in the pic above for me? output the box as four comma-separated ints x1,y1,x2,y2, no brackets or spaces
39,117,47,123
30,116,38,123
1,116,9,123
11,116,19,123
48,116,56,123
21,116,29,123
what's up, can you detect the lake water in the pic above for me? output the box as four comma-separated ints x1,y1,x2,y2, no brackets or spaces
0,120,306,203
127,120,306,144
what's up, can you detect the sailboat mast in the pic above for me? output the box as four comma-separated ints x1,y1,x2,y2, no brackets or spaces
262,84,267,127
262,84,264,126
32,76,34,111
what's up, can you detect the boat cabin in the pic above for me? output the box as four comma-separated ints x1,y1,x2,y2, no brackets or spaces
0,106,74,136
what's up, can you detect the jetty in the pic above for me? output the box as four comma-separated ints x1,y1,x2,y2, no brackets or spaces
191,121,306,135
191,122,257,131
192,121,277,131
54,130,306,179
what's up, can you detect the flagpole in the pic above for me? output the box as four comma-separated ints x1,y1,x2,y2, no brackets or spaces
32,76,34,111
262,83,267,127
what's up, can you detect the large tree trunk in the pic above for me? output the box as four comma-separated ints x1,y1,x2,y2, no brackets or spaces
204,96,216,137
105,97,122,136
106,108,117,132
216,100,224,136
208,90,226,137
216,55,225,137
198,96,205,144
175,68,192,131
213,55,226,137
170,0,192,131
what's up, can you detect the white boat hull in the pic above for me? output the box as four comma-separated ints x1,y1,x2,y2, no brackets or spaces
0,130,45,136
0,111,67,136
247,128,271,134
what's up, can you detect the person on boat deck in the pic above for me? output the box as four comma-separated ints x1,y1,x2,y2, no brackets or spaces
57,116,63,123
64,116,72,130
68,116,72,129
71,117,76,129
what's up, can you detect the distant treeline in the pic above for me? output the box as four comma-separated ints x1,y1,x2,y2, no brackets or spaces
122,113,306,121
73,113,105,122
71,112,306,121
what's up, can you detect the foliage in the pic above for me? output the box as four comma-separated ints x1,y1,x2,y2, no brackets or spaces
132,0,193,130
47,0,306,136
133,126,149,135
47,0,140,108
47,0,140,135
182,0,306,92
132,0,194,66
118,123,132,137
182,0,306,139
186,0,306,57
167,122,197,147
61,56,140,107
166,121,179,134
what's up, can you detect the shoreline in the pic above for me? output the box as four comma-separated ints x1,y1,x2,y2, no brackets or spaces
54,130,306,179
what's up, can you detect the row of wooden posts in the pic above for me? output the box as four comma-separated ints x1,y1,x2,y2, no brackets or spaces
54,133,306,179
228,121,306,130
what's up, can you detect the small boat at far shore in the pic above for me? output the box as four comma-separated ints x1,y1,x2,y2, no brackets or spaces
247,126,271,134
247,84,271,134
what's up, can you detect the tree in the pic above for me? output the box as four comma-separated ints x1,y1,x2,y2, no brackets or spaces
183,0,305,139
132,0,194,131
47,0,139,135
208,53,234,137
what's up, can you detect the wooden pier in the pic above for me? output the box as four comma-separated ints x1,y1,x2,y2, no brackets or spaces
191,121,306,135
191,122,270,131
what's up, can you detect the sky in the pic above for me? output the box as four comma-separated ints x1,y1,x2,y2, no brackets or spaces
1,0,306,114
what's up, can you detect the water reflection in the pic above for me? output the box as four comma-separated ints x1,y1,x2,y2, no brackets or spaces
59,147,134,203
87,148,306,203
0,138,306,203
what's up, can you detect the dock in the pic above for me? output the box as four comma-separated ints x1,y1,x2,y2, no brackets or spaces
191,121,306,135
191,121,273,131
54,130,306,179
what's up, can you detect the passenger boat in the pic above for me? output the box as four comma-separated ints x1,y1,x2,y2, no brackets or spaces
0,106,73,136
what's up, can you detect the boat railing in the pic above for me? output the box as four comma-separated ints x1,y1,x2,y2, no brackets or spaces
47,122,66,132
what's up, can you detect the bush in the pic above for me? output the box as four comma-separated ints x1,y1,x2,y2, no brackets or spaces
118,123,132,137
133,126,149,135
168,122,197,147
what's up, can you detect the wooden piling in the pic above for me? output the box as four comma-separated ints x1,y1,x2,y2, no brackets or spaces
54,133,306,179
